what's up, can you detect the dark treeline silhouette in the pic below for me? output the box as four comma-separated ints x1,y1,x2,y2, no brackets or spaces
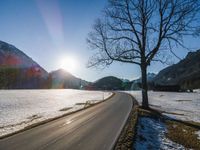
0,67,51,89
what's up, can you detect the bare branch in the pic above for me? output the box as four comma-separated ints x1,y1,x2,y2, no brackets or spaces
87,0,200,68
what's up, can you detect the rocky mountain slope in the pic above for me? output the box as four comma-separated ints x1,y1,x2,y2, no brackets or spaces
0,41,49,89
154,50,200,89
50,69,89,89
131,73,156,90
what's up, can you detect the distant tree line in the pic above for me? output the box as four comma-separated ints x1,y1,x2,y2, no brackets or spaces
0,67,51,89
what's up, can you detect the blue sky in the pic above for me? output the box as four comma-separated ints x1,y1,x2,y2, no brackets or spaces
0,0,199,82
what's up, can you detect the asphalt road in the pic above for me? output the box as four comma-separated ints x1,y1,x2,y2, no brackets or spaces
0,92,133,150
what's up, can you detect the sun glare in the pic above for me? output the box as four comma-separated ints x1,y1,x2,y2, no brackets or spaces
59,56,77,74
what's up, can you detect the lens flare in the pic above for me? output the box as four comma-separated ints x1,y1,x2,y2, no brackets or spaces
59,56,77,74
36,0,65,48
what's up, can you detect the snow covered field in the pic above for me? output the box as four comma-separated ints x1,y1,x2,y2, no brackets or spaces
0,89,112,137
126,91,200,123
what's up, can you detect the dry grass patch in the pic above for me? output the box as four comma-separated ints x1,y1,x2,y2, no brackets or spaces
114,96,139,150
166,119,200,150
138,107,163,119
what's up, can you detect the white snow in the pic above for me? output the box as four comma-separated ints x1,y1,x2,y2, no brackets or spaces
134,117,185,150
126,91,200,122
0,89,112,137
194,89,200,93
196,131,200,140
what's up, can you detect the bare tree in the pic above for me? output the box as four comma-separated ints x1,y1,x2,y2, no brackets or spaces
87,0,200,108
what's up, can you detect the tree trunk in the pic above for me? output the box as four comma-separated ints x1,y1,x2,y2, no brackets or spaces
141,65,149,109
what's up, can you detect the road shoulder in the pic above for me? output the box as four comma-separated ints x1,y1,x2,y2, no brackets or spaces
114,93,139,149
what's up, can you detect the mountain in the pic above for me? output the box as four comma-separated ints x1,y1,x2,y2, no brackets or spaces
90,76,124,90
0,40,49,89
154,50,200,90
133,73,156,83
0,40,89,89
50,69,89,89
130,73,156,90
121,79,133,90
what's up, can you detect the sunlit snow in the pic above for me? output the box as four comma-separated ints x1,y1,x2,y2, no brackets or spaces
126,91,200,122
0,89,112,136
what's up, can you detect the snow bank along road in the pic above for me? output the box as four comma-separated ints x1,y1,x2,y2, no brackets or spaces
0,92,133,150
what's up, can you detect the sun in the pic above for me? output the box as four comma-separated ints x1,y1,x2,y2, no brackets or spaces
59,56,77,74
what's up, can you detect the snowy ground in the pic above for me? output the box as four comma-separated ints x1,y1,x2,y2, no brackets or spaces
0,89,112,137
196,131,200,140
125,91,200,123
134,117,185,150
